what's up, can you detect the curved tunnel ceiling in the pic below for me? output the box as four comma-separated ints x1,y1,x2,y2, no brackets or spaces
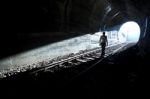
5,0,148,33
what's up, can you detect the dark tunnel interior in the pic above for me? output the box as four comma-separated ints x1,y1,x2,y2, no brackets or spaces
1,0,150,58
0,0,150,98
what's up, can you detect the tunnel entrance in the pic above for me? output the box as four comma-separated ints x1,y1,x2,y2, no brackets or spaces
118,21,141,43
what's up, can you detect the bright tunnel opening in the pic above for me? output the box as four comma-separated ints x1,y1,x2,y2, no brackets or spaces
118,21,141,43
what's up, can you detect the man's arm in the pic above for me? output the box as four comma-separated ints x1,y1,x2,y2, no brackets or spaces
106,37,108,46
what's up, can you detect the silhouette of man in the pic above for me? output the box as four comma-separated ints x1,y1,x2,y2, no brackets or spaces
99,32,108,57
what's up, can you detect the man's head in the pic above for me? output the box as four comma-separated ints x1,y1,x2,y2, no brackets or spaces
103,32,105,35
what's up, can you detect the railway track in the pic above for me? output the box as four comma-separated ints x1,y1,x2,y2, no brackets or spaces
0,42,130,79
30,43,128,76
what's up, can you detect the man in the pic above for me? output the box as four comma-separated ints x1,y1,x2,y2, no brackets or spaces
99,32,108,57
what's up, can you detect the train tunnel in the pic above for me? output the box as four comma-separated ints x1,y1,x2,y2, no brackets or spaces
0,0,150,98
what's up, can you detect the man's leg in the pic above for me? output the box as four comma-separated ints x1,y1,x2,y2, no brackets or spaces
101,43,105,57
